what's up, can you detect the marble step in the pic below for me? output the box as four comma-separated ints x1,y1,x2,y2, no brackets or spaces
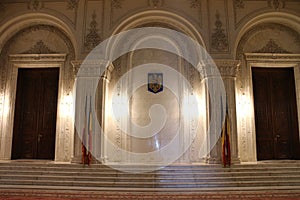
0,178,300,188
0,169,299,178
0,164,299,173
1,174,300,183
1,162,299,190
1,161,300,168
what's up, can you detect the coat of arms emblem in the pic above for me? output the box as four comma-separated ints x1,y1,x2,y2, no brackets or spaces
148,73,163,94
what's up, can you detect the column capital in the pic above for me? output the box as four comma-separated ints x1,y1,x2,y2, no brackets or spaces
71,59,113,79
198,60,220,79
198,59,240,79
214,59,240,78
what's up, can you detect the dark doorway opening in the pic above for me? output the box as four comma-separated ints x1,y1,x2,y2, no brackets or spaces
12,68,59,160
252,67,300,160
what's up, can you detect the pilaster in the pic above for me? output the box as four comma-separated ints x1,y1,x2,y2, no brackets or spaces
201,59,240,164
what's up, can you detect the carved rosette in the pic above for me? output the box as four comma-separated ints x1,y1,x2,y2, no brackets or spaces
234,0,245,9
67,0,79,10
189,0,201,8
111,0,123,9
27,0,43,10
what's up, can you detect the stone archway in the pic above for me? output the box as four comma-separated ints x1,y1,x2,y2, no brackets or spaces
95,12,214,165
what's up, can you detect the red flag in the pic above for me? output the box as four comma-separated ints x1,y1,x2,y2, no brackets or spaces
82,95,92,165
222,107,231,167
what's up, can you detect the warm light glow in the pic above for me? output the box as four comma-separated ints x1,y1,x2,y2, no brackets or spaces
111,94,129,119
0,95,3,116
183,93,200,119
61,93,74,118
238,93,251,117
3,94,10,119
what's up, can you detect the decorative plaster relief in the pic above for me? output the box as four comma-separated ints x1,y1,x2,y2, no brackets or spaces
234,0,245,9
21,25,73,58
83,0,104,52
211,11,229,52
112,0,123,9
236,23,300,59
253,39,291,54
189,0,201,8
22,40,59,54
67,0,79,10
268,0,286,9
149,0,164,8
233,0,298,29
84,11,101,52
27,0,43,10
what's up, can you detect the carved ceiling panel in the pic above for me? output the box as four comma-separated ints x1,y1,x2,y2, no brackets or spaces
233,0,300,29
0,1,78,28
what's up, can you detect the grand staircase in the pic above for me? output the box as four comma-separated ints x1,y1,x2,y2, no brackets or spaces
0,161,300,199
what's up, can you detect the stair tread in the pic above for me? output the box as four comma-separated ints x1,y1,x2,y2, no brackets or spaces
0,162,299,191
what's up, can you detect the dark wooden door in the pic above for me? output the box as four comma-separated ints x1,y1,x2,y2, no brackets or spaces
252,67,300,160
12,68,59,160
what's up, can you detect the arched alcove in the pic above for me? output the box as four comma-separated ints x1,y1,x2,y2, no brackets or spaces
98,14,208,165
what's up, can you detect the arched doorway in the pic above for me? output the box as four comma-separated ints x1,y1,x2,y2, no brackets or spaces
0,22,76,162
235,19,300,162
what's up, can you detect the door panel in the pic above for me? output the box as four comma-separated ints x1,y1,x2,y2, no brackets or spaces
271,71,291,159
252,70,273,160
252,67,300,160
37,70,59,159
12,68,59,160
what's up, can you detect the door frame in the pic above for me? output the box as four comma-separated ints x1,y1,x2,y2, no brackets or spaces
244,53,300,161
4,54,66,161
